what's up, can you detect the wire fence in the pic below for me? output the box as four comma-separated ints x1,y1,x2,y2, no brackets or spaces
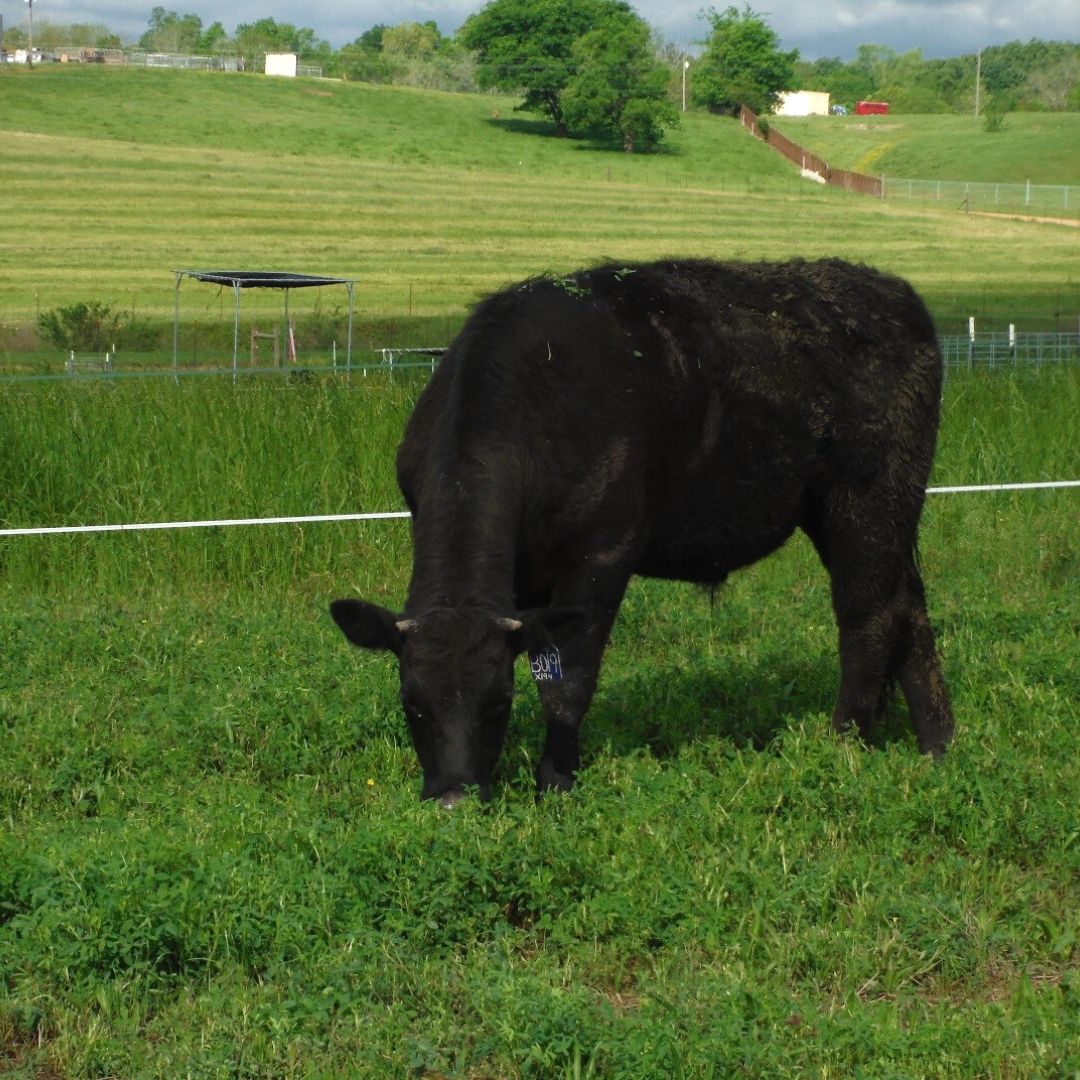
4,333,1076,385
2,482,1078,538
939,332,1080,370
883,177,1080,218
0,349,444,385
10,46,322,77
740,106,883,197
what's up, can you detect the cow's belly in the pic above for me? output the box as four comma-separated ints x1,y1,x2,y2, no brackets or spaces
633,405,819,583
638,513,800,585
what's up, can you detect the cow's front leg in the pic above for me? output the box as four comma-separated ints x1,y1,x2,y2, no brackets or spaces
534,646,601,792
529,578,628,794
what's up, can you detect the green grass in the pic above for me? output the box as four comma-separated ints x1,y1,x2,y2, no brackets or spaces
1,366,1078,1078
1,62,1078,1078
2,65,1078,344
771,111,1080,186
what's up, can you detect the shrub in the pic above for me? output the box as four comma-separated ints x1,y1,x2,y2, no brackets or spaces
36,301,122,352
982,101,1009,133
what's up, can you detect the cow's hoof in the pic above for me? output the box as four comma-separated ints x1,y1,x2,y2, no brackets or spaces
536,761,576,796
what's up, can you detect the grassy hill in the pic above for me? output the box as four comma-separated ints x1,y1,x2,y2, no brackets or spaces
2,65,1078,346
771,112,1080,185
0,65,798,189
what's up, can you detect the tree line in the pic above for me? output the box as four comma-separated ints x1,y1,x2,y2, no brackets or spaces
5,2,1078,151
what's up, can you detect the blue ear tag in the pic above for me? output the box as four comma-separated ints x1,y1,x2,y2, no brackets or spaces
529,646,563,682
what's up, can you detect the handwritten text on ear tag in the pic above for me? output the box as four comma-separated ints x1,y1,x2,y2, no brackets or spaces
529,647,563,682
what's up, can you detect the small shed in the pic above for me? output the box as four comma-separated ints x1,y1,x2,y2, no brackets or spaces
855,100,890,115
172,269,356,374
264,52,298,77
776,90,831,117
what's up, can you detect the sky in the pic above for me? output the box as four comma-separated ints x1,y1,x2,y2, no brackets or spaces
6,0,1079,60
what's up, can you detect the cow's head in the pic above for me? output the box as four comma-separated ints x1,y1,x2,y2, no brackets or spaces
330,598,579,806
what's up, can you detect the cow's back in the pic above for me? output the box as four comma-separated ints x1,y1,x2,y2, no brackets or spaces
397,259,942,589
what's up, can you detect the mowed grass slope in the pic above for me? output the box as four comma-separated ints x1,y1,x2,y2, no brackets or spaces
2,65,1078,337
772,111,1080,185
1,367,1078,1077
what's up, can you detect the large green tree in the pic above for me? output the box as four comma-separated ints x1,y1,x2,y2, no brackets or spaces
794,55,874,106
562,18,678,151
139,7,204,53
233,18,329,63
459,0,638,136
381,21,441,60
694,5,797,116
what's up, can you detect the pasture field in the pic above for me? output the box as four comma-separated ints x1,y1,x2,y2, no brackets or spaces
2,65,1079,348
772,111,1080,187
1,364,1078,1078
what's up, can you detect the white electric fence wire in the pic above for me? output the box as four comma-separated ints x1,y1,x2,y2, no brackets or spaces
0,482,1076,538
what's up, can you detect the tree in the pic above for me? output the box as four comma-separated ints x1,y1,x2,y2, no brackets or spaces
141,8,207,53
331,21,475,90
30,21,117,48
459,0,637,136
197,21,229,55
234,18,329,62
794,55,874,106
357,25,388,52
139,7,204,53
1023,54,1080,110
381,21,441,60
334,37,400,83
562,17,678,151
694,5,797,115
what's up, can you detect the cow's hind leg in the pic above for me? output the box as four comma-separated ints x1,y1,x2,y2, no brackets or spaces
892,561,954,756
804,508,953,755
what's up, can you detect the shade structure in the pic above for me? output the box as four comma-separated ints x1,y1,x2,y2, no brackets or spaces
172,269,356,374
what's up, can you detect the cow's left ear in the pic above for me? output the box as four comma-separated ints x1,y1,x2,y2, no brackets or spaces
330,598,406,656
499,607,587,656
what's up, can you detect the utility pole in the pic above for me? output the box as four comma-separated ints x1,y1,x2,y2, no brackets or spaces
974,47,982,120
682,59,690,112
26,0,34,68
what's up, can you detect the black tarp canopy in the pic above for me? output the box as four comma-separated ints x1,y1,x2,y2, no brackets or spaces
180,270,354,289
172,269,356,372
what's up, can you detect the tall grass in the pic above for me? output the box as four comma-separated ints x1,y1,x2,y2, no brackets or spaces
3,364,1076,600
0,375,417,597
3,366,1075,598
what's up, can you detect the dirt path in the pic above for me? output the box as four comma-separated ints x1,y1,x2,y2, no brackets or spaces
969,210,1080,228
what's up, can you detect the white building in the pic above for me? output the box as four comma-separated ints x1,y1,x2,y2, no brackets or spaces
775,90,831,117
264,52,298,77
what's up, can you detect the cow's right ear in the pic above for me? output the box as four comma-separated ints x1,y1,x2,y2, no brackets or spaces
330,599,406,656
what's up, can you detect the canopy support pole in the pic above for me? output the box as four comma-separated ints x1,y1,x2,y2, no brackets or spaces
172,271,182,380
345,281,355,376
232,282,242,381
283,288,290,366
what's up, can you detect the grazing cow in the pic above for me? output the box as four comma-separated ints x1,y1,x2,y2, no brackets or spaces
331,258,954,806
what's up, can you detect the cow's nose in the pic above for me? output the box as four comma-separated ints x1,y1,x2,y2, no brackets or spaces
437,788,468,810
421,777,492,807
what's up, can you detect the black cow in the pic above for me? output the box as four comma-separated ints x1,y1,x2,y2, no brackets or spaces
331,258,954,806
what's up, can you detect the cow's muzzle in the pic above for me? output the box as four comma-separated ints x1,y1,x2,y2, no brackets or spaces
422,778,492,809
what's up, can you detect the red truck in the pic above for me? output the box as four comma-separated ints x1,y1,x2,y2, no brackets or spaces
855,100,890,115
